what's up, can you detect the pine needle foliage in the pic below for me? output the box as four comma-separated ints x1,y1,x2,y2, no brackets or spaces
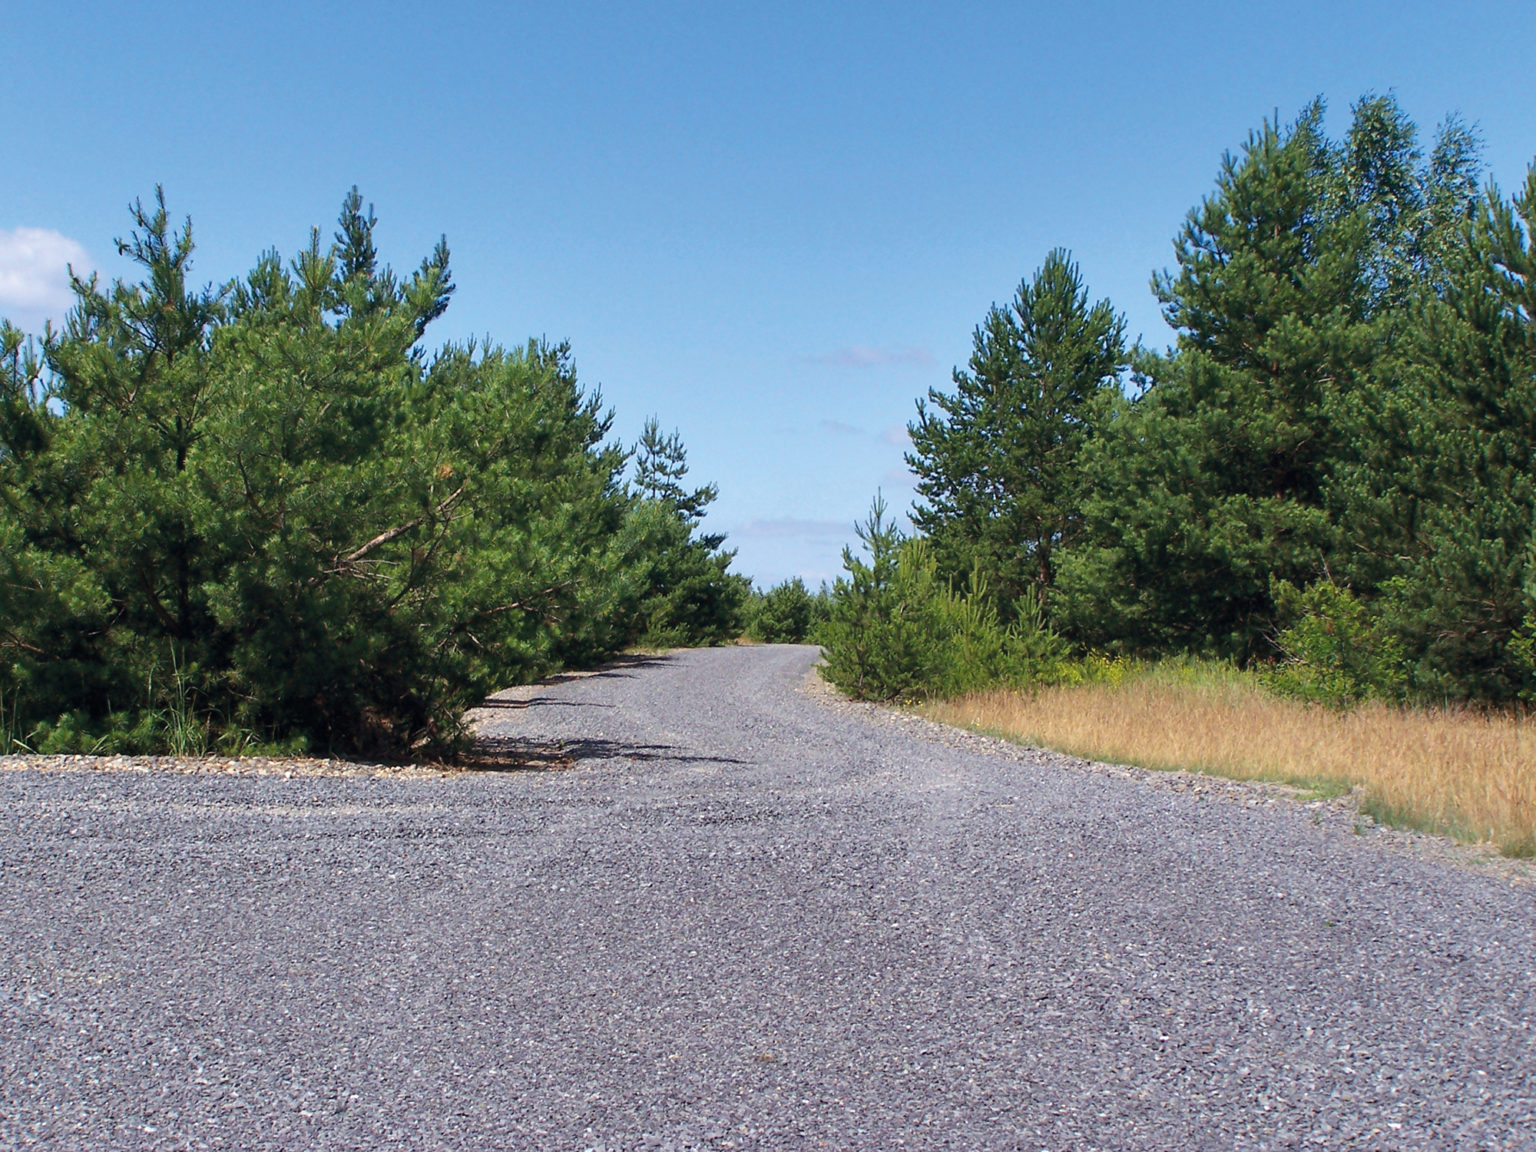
907,249,1126,618
834,92,1536,710
0,189,741,757
818,496,1068,701
744,578,829,644
624,418,749,647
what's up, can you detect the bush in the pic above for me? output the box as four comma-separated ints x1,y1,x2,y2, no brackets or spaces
0,190,738,758
818,497,1068,701
817,498,940,700
1266,580,1410,707
745,578,829,644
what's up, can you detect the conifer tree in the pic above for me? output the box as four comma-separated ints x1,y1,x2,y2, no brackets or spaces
1056,97,1482,661
624,418,747,646
1333,165,1536,699
818,494,938,700
0,189,713,756
907,249,1126,616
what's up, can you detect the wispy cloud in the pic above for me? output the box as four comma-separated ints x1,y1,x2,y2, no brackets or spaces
818,418,865,436
737,517,851,539
810,345,935,369
0,227,89,329
880,425,910,447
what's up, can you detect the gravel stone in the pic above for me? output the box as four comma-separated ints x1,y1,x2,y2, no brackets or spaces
2,644,1534,1150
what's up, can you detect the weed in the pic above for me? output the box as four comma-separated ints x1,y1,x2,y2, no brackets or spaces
157,647,211,757
0,684,34,753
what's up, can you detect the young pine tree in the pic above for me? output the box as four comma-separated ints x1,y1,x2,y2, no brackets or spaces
907,249,1126,618
624,418,748,646
2,190,640,756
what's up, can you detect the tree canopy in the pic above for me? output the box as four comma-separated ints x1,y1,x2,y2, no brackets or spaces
825,93,1536,707
907,248,1127,617
0,189,745,757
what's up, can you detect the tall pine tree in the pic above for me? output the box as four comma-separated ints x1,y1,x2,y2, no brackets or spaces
1330,164,1536,700
1056,96,1482,661
907,249,1126,617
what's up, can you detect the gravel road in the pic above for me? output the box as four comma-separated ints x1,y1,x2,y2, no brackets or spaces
3,644,1534,1151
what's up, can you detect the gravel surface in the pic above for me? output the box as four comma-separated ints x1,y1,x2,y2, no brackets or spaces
3,644,1534,1150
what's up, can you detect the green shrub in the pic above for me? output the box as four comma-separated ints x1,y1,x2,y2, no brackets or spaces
817,499,941,700
1267,580,1409,707
0,190,738,758
745,578,829,644
819,497,1069,701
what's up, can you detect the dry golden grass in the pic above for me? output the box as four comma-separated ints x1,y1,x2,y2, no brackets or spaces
923,671,1536,856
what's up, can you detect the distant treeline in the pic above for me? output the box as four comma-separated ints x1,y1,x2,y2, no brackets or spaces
0,190,746,758
822,95,1536,707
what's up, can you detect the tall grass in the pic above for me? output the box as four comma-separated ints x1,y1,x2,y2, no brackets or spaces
2,646,270,758
0,685,31,754
154,648,212,757
923,664,1536,856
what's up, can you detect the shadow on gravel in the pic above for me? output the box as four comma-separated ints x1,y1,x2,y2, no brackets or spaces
476,654,674,712
463,654,717,772
459,735,746,773
457,737,576,773
477,697,614,711
559,738,747,767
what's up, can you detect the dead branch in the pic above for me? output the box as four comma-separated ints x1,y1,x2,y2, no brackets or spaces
337,484,465,569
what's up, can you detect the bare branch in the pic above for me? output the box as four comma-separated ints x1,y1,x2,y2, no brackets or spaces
337,484,465,569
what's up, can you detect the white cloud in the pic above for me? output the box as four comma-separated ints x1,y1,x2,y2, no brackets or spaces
815,421,912,449
0,227,89,330
810,345,935,369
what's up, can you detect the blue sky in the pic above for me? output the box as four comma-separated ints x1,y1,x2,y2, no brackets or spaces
4,1,1535,586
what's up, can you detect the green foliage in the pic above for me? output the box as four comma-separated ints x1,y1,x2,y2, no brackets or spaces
0,189,740,757
623,418,748,647
1326,163,1536,702
817,496,933,701
745,578,829,644
1267,581,1409,707
818,496,1067,701
834,94,1536,712
1057,95,1487,666
634,417,714,519
0,684,29,754
908,249,1126,617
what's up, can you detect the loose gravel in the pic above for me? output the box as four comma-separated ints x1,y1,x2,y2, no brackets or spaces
3,645,1534,1151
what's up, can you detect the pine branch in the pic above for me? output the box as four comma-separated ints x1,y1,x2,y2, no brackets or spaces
336,484,465,570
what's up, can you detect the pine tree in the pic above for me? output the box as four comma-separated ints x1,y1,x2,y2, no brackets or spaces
1343,165,1536,700
818,494,938,700
1056,97,1482,662
907,249,1126,616
0,190,666,756
624,418,746,646
745,577,826,644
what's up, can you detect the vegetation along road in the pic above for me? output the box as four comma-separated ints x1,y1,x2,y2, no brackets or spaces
3,645,1534,1150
